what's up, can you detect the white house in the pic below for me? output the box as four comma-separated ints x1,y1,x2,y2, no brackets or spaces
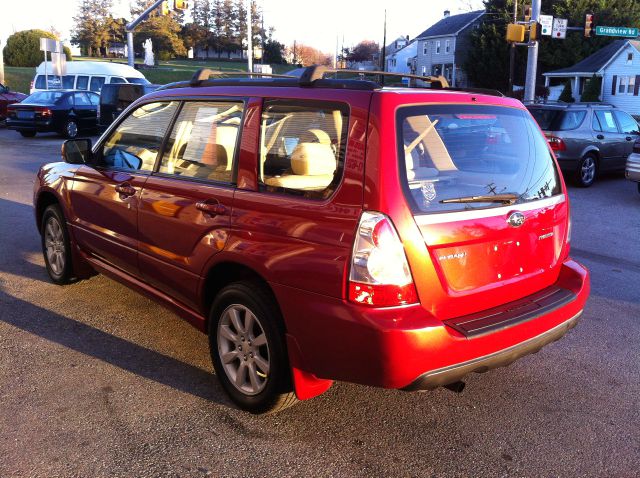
543,40,640,115
385,40,418,75
415,10,485,87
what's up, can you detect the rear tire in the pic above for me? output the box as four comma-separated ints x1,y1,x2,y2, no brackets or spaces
575,154,597,187
208,281,297,414
19,130,36,138
41,204,74,285
62,120,79,139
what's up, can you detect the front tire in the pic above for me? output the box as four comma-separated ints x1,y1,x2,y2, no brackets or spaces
208,281,297,414
576,154,597,187
19,130,36,138
41,205,74,285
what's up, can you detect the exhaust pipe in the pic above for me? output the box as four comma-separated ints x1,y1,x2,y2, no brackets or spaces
444,381,465,393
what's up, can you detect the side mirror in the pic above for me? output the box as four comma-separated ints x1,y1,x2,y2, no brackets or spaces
62,139,93,165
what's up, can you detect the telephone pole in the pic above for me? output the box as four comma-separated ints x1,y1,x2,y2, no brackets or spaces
246,0,253,73
523,0,541,102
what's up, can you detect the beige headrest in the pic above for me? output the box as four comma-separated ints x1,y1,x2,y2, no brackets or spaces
290,143,336,176
302,128,331,145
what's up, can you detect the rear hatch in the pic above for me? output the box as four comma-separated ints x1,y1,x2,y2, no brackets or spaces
397,103,569,319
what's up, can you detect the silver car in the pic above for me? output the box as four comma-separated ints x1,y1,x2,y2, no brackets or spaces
527,103,639,187
625,138,640,194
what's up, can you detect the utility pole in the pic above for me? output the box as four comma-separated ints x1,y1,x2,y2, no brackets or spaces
125,0,165,67
523,0,541,102
0,40,5,85
246,0,253,72
508,0,518,95
380,9,387,86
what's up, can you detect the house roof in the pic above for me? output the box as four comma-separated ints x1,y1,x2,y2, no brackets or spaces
544,40,640,76
416,10,484,39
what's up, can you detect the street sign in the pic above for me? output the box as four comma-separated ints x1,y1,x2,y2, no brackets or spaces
595,26,639,37
540,15,553,36
552,18,568,39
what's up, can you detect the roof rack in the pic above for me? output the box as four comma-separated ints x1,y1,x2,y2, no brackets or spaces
156,66,504,97
298,65,450,89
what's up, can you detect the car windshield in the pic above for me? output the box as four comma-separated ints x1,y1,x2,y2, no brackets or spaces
26,91,65,104
528,108,586,131
398,104,562,214
126,77,150,85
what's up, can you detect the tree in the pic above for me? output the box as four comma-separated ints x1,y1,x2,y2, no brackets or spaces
3,30,72,67
559,80,575,102
347,40,380,62
131,0,187,60
580,74,602,102
288,43,332,66
72,0,113,56
263,28,285,64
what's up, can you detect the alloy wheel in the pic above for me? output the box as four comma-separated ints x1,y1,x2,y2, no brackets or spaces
44,216,65,275
581,156,596,185
217,304,270,396
66,121,78,138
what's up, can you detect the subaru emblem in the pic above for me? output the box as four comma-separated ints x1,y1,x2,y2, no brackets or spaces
507,211,525,228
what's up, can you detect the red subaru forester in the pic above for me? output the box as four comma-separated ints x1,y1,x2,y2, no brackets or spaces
33,67,590,413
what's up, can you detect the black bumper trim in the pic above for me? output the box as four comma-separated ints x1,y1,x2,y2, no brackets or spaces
444,286,576,338
403,311,582,392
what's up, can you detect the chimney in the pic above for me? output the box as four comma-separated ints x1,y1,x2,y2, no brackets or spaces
444,10,450,18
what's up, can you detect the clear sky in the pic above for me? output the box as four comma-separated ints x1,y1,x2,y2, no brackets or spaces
1,0,484,53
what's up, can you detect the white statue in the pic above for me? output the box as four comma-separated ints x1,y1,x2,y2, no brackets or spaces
188,47,194,59
143,39,154,66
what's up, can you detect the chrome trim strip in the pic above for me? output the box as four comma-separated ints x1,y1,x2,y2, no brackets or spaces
413,195,566,226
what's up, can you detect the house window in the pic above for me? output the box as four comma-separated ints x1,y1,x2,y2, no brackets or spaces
628,76,635,94
422,66,427,75
436,41,441,54
423,42,428,55
619,76,628,94
445,40,450,54
628,53,633,65
432,65,442,76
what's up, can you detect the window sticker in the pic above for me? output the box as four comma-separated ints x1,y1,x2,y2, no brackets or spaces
603,112,616,130
182,107,219,163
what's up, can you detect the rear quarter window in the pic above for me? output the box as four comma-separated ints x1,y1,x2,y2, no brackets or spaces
528,108,585,131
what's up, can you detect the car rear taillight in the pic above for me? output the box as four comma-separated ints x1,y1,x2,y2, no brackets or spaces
348,212,418,307
35,107,52,117
633,140,640,154
6,105,16,117
546,135,566,152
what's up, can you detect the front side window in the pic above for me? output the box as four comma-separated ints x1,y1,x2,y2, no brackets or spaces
101,101,179,172
259,100,349,199
398,105,561,214
159,101,244,183
613,110,640,134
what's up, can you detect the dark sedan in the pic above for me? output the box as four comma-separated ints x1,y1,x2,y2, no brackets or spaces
6,90,99,138
0,83,28,121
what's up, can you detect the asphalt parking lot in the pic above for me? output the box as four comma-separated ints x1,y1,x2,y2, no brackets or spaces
0,128,639,477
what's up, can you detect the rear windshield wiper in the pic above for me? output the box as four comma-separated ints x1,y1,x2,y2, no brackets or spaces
440,194,518,205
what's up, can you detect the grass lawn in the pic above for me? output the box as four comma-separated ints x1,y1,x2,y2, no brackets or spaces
3,57,293,94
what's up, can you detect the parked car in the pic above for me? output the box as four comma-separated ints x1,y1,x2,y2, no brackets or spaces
99,83,160,129
31,61,149,94
0,83,27,121
527,103,640,187
7,90,99,138
625,138,640,194
33,67,590,413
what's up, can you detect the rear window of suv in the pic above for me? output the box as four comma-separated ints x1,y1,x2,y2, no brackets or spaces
398,105,561,214
528,108,586,131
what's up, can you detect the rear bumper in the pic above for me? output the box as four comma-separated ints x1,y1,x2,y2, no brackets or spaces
274,259,589,390
6,119,54,132
403,310,581,391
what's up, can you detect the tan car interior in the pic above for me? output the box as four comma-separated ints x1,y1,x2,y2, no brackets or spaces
403,115,458,181
261,107,344,192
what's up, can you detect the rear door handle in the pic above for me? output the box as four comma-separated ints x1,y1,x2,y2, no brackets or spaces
626,136,633,141
596,134,605,140
195,200,226,216
115,182,136,198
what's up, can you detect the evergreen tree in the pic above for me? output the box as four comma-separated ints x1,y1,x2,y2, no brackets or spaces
559,80,575,102
72,0,113,56
130,0,187,60
580,74,602,102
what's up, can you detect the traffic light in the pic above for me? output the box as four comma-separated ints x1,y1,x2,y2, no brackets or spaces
507,24,526,43
529,22,542,41
161,0,170,15
585,13,595,37
524,5,532,23
175,0,188,10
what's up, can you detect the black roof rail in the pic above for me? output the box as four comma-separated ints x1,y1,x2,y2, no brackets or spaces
298,65,450,89
189,68,296,86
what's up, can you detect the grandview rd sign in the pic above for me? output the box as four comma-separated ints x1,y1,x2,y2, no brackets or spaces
595,26,639,37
